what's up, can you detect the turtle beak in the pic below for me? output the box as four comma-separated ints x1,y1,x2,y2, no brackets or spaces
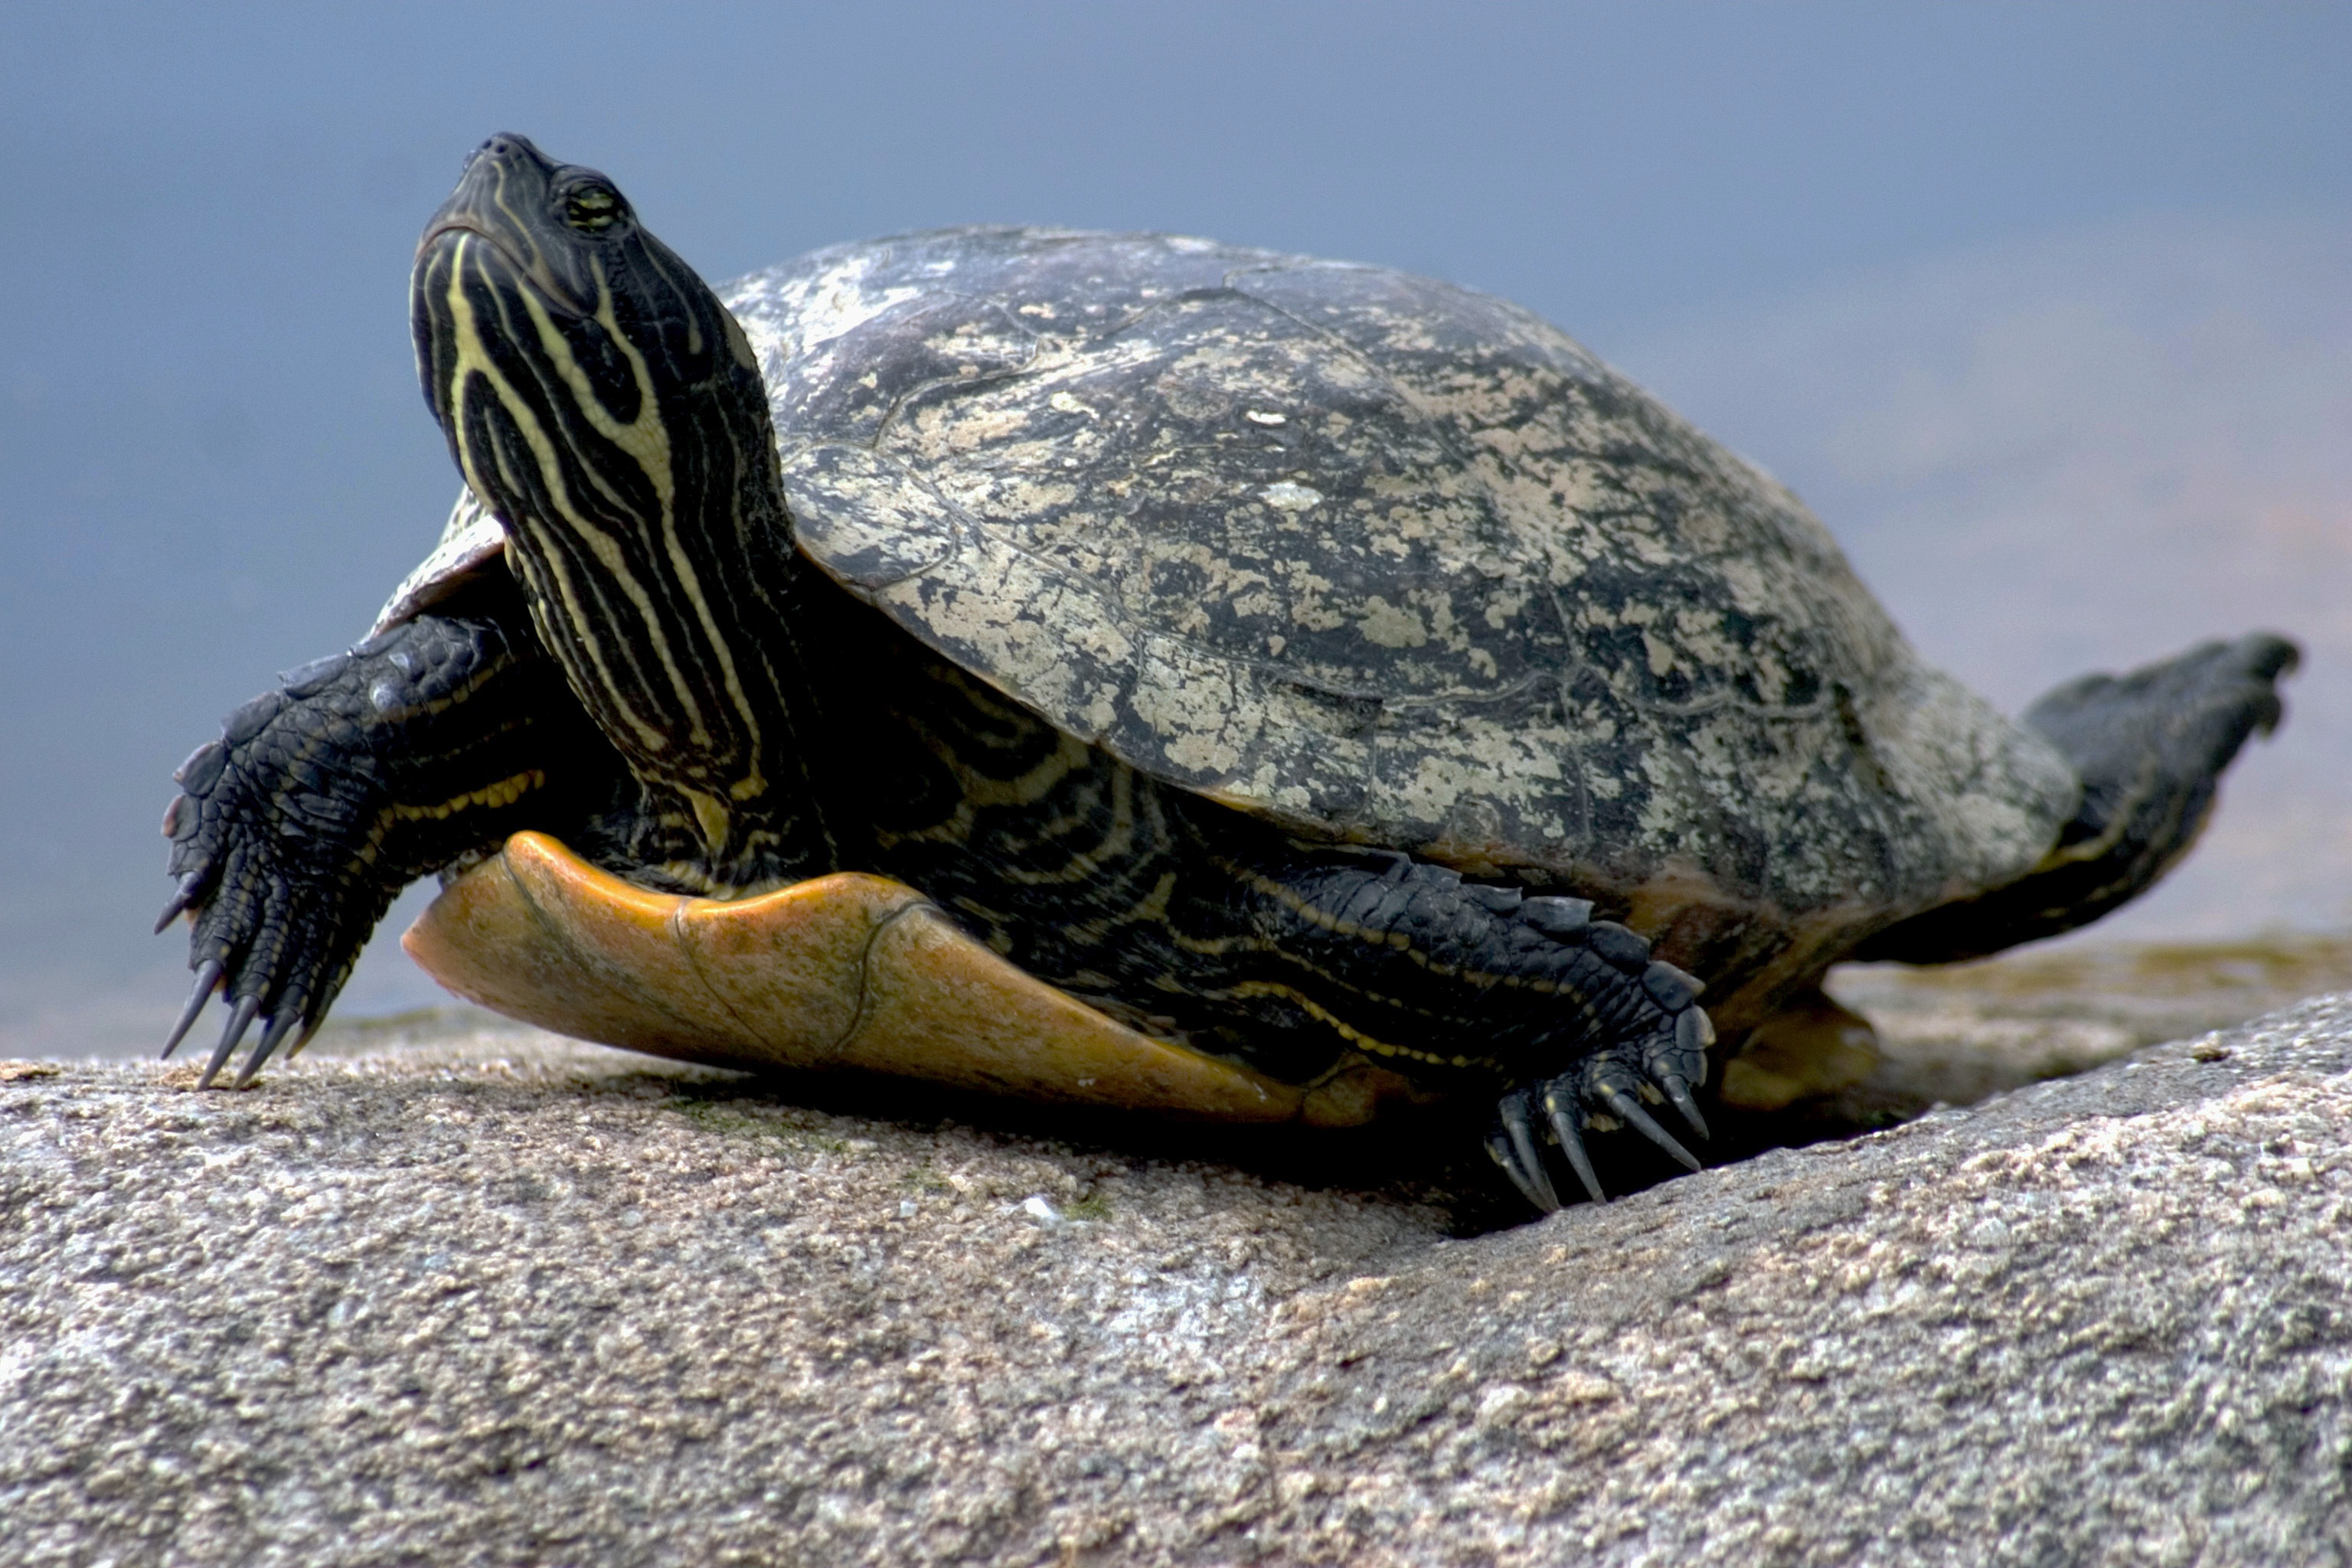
418,133,593,317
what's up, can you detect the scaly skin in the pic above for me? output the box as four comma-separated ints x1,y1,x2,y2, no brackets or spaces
158,612,603,1086
160,609,1717,1206
1856,634,2301,965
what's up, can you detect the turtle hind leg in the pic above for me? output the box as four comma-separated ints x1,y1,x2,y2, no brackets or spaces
1858,632,2298,965
1204,846,1717,1212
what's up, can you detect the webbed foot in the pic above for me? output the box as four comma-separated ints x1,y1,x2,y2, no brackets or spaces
157,615,560,1088
160,669,395,1089
1484,916,1716,1212
1210,842,1722,1214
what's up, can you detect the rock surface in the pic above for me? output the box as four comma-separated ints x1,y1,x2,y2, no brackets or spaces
5,990,2352,1566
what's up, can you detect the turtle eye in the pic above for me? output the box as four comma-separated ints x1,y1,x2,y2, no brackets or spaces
562,185,621,234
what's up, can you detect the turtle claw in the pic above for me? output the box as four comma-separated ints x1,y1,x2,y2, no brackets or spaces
154,871,207,935
1540,1082,1606,1204
1486,1125,1559,1214
198,994,262,1089
1600,1085,1703,1173
1498,1089,1560,1211
162,958,224,1060
1659,1071,1710,1142
234,1008,303,1089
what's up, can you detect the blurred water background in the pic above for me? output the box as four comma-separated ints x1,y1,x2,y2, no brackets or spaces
5,2,2348,1055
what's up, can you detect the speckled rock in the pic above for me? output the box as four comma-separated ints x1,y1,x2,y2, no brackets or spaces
5,998,2351,1566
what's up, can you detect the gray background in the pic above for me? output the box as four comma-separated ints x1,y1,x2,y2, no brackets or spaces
5,2,2348,1054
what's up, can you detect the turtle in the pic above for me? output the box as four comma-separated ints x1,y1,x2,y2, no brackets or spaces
155,133,2297,1212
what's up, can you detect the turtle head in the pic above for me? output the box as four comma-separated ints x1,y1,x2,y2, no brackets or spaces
410,135,819,880
416,132,630,320
410,132,769,488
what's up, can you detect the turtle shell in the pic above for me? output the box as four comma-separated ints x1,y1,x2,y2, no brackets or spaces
384,227,2075,942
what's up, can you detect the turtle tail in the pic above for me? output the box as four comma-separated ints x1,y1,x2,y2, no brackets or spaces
1854,632,2299,965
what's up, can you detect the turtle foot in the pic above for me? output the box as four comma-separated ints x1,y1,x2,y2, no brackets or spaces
160,684,389,1089
157,615,564,1089
1231,845,1720,1212
1485,976,1716,1214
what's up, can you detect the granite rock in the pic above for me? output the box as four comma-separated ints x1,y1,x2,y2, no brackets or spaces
4,998,2350,1566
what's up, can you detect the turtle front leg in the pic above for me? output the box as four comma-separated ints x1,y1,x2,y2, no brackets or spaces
1210,848,1716,1212
158,612,596,1087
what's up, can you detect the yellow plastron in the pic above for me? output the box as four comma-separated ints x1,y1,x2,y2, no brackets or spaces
404,831,1382,1122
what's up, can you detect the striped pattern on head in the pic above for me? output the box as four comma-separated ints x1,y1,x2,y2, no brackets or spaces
410,134,788,859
